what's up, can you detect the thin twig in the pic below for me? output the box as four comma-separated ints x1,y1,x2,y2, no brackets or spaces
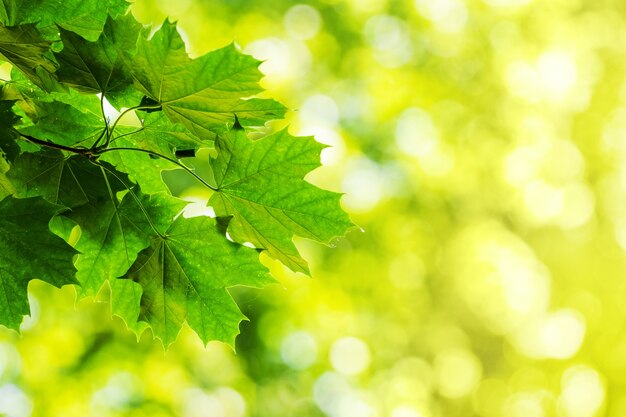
99,147,218,191
106,103,162,146
19,134,94,157
110,127,145,143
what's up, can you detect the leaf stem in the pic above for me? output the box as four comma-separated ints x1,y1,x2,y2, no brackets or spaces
106,103,162,144
19,134,95,157
99,147,218,191
110,127,145,143
89,128,108,149
94,94,110,148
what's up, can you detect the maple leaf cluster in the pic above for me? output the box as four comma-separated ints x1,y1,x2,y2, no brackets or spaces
0,0,352,346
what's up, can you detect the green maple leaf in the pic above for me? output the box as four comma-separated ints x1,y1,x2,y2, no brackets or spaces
7,0,129,41
17,98,104,147
209,125,354,274
129,22,286,137
121,215,273,347
0,24,58,90
7,149,92,207
0,196,78,330
54,14,142,108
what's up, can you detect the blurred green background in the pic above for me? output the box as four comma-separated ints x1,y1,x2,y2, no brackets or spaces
2,0,626,416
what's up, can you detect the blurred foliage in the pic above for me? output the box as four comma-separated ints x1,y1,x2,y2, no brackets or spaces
3,0,626,416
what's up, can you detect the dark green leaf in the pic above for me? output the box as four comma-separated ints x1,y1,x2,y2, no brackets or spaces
8,149,91,207
17,98,104,147
0,99,20,159
0,24,57,90
54,14,142,108
0,196,77,330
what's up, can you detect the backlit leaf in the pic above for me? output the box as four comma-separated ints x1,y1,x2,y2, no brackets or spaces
130,22,286,137
122,215,273,347
209,126,354,273
54,14,142,108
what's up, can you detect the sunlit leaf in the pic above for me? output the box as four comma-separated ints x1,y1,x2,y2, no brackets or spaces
209,125,353,273
130,22,286,137
122,215,274,347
